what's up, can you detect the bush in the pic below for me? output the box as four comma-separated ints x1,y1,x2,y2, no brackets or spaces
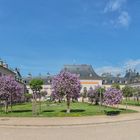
104,110,121,116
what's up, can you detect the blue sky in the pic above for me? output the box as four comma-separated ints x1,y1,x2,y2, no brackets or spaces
0,0,140,76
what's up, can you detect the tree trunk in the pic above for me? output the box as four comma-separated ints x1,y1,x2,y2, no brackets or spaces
59,99,61,103
95,99,99,105
5,100,8,113
32,92,37,116
32,94,35,115
39,94,41,114
82,97,84,103
126,97,128,109
100,92,103,106
137,96,139,104
10,93,13,112
66,97,70,113
91,98,94,105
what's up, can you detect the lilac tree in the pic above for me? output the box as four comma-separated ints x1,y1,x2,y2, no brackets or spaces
52,71,81,113
0,76,23,113
104,88,122,106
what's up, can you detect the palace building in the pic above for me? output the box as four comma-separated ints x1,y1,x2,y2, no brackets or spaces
0,59,26,94
1,58,140,96
25,65,103,95
62,65,102,91
24,64,140,95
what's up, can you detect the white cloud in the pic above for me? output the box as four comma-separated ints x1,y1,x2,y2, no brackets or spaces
96,66,122,76
124,59,140,70
111,11,131,27
104,0,131,28
96,59,140,76
117,11,130,27
104,0,126,13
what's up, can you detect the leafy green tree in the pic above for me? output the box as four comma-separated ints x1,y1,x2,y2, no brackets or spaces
24,93,32,102
122,86,133,100
133,87,140,103
40,91,48,98
122,86,133,108
95,86,106,106
29,79,44,115
112,83,121,90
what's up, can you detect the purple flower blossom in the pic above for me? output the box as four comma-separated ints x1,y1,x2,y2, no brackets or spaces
0,75,23,101
104,88,122,106
52,71,81,100
51,71,81,113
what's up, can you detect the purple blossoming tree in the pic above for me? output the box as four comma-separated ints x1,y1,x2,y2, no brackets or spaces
0,76,23,113
52,71,81,113
104,88,122,106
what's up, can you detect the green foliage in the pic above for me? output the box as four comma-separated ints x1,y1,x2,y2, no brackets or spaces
112,83,121,90
95,86,106,105
122,100,140,106
82,87,87,98
133,87,140,96
29,79,44,115
29,79,44,92
122,86,133,98
96,87,105,93
40,91,48,97
24,93,32,102
104,110,121,116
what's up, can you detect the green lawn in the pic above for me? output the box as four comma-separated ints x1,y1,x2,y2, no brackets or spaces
0,102,137,117
122,100,140,106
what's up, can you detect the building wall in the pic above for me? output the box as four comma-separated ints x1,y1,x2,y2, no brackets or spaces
129,83,140,88
0,65,26,99
27,80,103,96
0,65,16,77
103,84,125,90
26,85,52,95
80,80,102,91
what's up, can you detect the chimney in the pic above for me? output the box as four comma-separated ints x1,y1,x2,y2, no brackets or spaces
3,61,8,68
0,59,3,66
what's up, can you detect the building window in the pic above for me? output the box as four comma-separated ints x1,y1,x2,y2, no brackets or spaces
77,74,80,77
89,74,92,77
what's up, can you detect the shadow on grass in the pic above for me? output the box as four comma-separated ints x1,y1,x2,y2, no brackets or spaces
119,108,126,111
12,110,32,113
104,110,121,116
43,110,55,113
61,109,85,113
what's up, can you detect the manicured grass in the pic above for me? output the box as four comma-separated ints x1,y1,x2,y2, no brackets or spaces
0,102,137,117
122,100,140,106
